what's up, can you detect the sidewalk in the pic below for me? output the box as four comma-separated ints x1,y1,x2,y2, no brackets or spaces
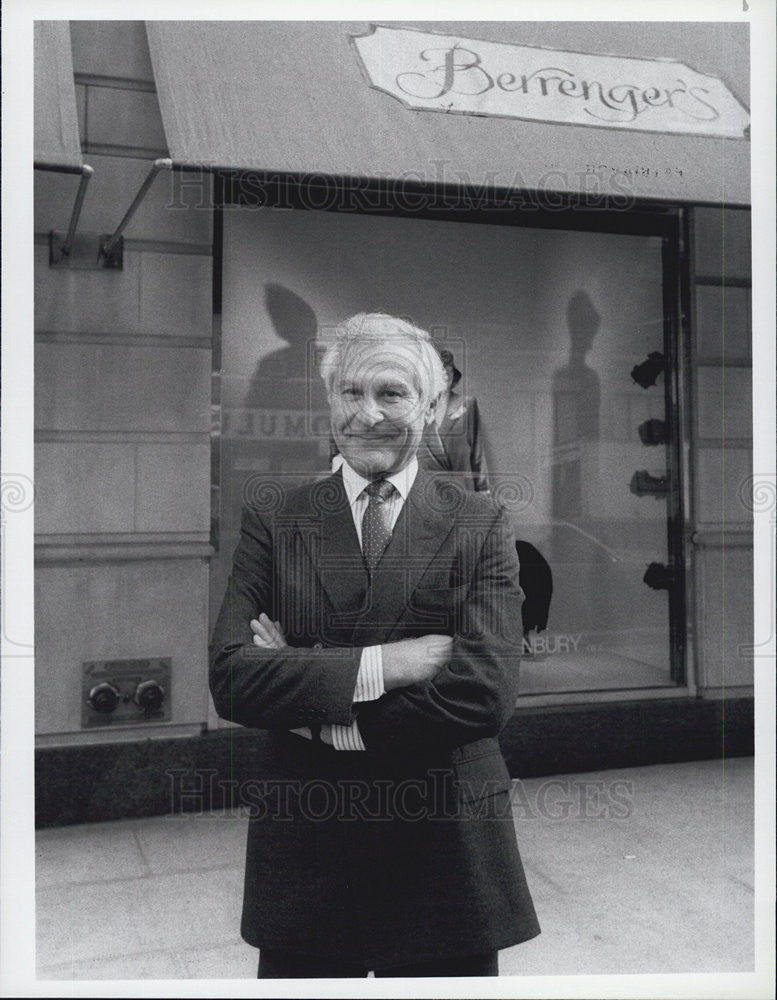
35,757,754,979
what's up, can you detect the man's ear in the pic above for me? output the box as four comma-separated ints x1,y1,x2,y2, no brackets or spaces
424,398,438,424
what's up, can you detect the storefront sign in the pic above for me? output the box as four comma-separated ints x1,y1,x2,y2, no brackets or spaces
351,25,749,139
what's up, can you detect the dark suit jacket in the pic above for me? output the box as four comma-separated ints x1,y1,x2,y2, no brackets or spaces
209,467,539,969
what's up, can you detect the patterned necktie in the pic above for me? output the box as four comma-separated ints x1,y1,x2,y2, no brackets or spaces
361,479,396,573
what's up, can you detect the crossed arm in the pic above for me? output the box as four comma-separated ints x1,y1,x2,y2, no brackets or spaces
209,504,522,754
249,614,451,749
249,613,451,689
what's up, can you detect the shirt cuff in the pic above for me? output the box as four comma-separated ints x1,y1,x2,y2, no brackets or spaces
353,645,384,703
326,721,366,751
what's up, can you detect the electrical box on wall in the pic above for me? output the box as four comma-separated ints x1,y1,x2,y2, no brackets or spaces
82,658,172,728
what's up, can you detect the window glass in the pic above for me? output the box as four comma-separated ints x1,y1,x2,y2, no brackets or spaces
215,207,676,694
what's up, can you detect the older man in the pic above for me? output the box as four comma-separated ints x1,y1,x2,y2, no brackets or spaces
209,313,539,978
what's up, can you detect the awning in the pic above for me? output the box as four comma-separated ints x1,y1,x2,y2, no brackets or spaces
34,20,83,172
146,20,749,206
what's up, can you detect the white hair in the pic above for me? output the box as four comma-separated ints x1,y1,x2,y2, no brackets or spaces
318,312,447,403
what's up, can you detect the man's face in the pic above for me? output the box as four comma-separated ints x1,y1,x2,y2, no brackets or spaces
329,339,434,479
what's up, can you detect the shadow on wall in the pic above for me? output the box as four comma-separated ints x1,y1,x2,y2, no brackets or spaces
549,289,603,634
240,283,330,473
245,283,319,408
551,289,602,523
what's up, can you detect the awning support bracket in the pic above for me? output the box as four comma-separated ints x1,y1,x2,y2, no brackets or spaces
98,158,174,267
34,162,96,267
58,163,93,258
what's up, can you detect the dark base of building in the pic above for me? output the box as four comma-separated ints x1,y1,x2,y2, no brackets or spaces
36,697,754,828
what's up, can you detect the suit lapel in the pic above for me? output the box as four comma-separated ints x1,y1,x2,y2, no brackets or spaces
298,471,369,617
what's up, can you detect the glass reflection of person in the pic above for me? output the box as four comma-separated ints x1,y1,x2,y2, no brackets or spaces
421,347,490,493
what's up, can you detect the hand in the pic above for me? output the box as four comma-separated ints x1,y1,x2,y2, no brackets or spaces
250,613,288,649
382,635,453,691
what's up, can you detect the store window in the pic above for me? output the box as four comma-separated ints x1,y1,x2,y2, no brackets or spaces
211,200,683,697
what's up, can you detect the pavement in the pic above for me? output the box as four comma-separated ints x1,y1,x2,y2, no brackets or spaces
35,756,755,980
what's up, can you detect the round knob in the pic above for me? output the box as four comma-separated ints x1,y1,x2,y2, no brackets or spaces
133,679,165,712
88,682,120,714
